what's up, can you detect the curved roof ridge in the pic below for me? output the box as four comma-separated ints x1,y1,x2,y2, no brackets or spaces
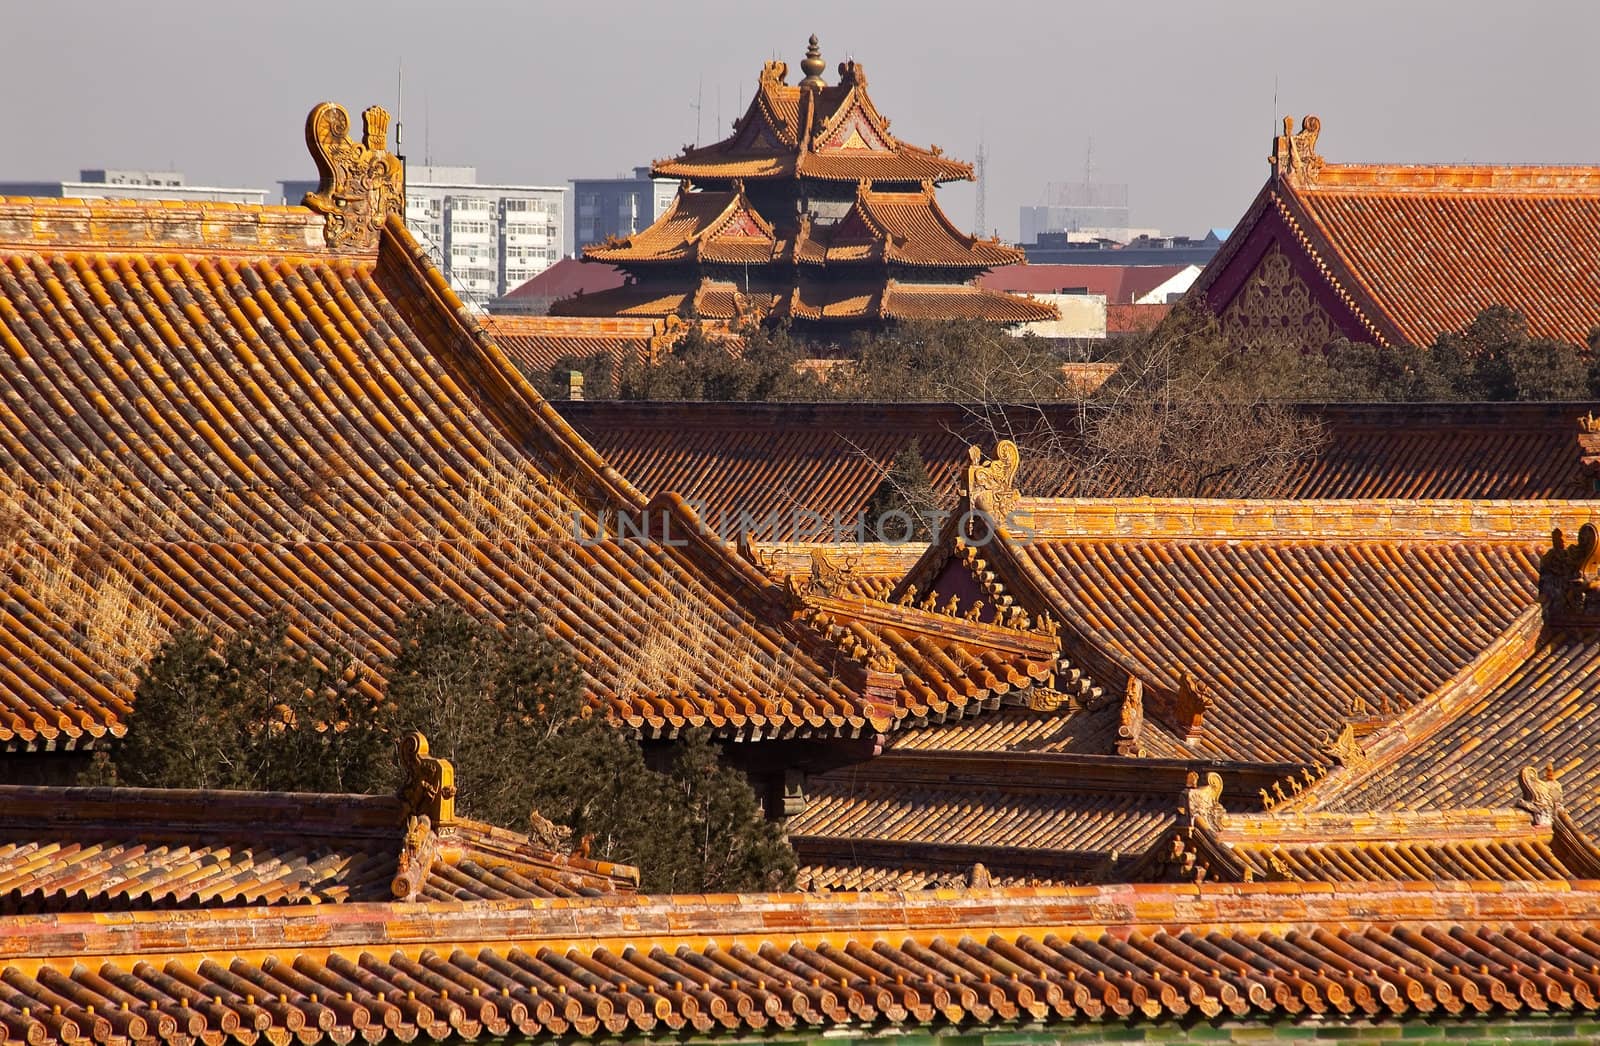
1292,161,1600,193
0,196,332,254
1296,604,1545,811
869,182,1022,265
378,215,652,515
694,182,777,245
1015,497,1600,542
748,77,803,149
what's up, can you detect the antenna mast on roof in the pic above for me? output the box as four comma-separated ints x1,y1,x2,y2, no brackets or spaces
974,133,988,238
395,60,406,190
691,76,703,147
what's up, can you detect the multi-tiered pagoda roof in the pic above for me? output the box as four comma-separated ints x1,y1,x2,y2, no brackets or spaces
553,37,1054,328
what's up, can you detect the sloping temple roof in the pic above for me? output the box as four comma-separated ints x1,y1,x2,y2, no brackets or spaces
0,103,1052,750
7,878,1600,1041
653,38,973,185
902,497,1599,766
1190,114,1600,347
0,733,637,912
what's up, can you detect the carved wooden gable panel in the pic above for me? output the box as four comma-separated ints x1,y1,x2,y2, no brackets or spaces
1220,243,1338,348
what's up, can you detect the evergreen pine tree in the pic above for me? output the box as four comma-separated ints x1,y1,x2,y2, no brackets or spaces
863,439,940,542
92,604,796,893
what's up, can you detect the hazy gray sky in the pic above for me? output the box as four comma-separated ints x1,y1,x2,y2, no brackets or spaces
4,0,1597,242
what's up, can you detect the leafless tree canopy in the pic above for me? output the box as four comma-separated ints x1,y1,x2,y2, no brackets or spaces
959,307,1327,499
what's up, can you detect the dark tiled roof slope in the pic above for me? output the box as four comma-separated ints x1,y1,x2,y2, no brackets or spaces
557,402,1600,539
883,705,1123,756
787,752,1270,890
1313,629,1600,833
1015,536,1534,762
480,315,742,384
1176,806,1600,884
482,314,658,375
975,501,1600,765
1292,167,1600,347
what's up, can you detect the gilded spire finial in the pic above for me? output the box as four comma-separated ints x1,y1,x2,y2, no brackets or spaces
799,34,827,89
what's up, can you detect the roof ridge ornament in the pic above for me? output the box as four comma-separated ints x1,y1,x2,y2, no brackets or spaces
390,814,439,901
837,59,867,88
398,732,456,825
1271,115,1325,182
1183,770,1226,832
1539,523,1600,626
961,440,1022,522
760,59,790,86
1577,413,1600,491
799,34,827,89
303,102,404,250
1170,672,1213,742
1115,677,1145,756
1518,765,1563,827
1318,723,1369,774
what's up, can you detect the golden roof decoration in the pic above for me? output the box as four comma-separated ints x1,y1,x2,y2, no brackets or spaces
1183,770,1227,832
302,101,404,250
1539,522,1600,625
1271,114,1325,181
398,731,456,825
1577,413,1600,486
1115,677,1145,757
962,439,1022,522
1519,764,1563,827
1170,671,1214,742
799,34,827,89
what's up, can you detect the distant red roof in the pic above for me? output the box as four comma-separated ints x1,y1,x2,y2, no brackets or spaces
502,257,625,302
980,264,1187,303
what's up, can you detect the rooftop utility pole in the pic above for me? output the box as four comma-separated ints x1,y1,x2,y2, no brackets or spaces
974,136,988,238
691,76,703,147
394,61,406,190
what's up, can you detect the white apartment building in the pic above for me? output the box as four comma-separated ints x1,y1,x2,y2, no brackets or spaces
282,165,567,304
0,169,268,205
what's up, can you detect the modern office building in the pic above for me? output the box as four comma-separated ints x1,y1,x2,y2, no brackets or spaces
569,167,678,255
1022,229,1227,266
281,165,567,303
1018,181,1160,245
0,169,268,205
